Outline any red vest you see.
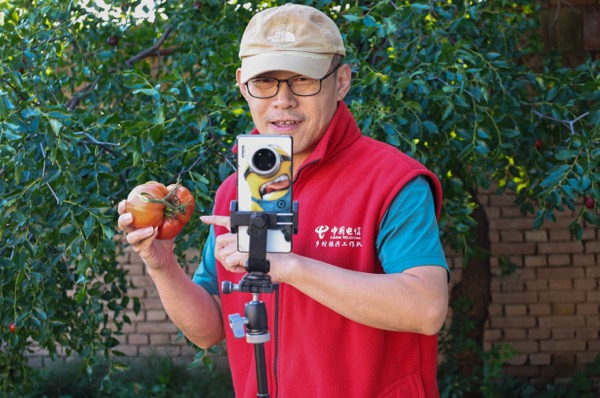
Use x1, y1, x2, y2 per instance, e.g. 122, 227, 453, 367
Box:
214, 102, 443, 398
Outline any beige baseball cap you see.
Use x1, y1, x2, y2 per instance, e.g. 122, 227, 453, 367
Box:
239, 4, 346, 83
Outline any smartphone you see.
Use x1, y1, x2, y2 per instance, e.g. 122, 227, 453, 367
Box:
236, 134, 293, 253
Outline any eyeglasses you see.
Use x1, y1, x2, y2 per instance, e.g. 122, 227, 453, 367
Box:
245, 63, 342, 99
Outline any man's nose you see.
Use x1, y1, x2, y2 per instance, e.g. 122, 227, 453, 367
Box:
272, 81, 297, 107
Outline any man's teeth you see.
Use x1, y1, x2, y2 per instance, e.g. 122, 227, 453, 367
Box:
275, 121, 297, 125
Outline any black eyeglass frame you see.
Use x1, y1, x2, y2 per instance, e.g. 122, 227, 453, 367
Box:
245, 62, 343, 99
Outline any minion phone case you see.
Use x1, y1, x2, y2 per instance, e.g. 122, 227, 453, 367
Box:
236, 135, 293, 253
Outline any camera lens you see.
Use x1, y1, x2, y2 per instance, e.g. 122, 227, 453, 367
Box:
251, 147, 280, 176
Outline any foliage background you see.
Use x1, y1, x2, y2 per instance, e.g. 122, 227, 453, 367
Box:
1, 0, 598, 396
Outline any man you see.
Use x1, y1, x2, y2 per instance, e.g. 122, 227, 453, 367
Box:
118, 4, 449, 397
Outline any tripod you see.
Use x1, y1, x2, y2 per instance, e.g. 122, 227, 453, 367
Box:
222, 201, 298, 398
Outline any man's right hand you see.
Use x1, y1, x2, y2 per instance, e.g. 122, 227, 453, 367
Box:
117, 199, 176, 271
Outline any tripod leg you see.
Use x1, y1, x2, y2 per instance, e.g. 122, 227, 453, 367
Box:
254, 343, 269, 397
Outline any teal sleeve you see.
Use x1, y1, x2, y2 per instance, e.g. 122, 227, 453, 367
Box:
192, 226, 220, 296
376, 176, 449, 274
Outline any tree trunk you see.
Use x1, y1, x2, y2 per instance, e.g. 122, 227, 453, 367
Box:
449, 190, 491, 398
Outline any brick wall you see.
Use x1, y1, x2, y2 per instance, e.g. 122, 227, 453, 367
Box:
447, 190, 599, 383
115, 248, 199, 361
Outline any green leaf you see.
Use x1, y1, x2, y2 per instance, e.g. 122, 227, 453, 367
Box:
49, 119, 63, 134
423, 120, 439, 134
540, 165, 570, 188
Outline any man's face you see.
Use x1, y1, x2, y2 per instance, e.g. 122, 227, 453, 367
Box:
237, 64, 351, 166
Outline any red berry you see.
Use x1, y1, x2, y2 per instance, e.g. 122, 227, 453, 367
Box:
534, 139, 543, 151
585, 196, 595, 210
193, 1, 202, 11
107, 36, 119, 47
9, 323, 16, 333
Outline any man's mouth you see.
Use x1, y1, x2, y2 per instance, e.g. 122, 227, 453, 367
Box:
260, 175, 291, 200
272, 120, 300, 127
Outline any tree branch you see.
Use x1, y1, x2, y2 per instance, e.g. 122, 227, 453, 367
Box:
65, 75, 101, 111
126, 26, 174, 66
532, 109, 590, 135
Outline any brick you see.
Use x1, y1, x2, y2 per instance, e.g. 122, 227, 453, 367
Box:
587, 267, 600, 278
577, 303, 599, 315
489, 230, 500, 243
548, 229, 574, 241
540, 364, 578, 378
537, 267, 585, 279
530, 353, 552, 365
500, 230, 524, 242
539, 241, 584, 254
573, 254, 598, 266
502, 279, 525, 292
489, 194, 516, 207
540, 340, 586, 352
493, 242, 537, 255
586, 315, 600, 328
491, 316, 537, 329
529, 327, 551, 340
128, 333, 149, 345
136, 321, 179, 334
549, 279, 573, 290
528, 303, 552, 315
494, 291, 539, 304
489, 218, 537, 231
548, 254, 573, 266
539, 290, 586, 303
539, 316, 586, 328
526, 279, 549, 291
506, 354, 528, 365
525, 230, 548, 242
574, 278, 598, 290
552, 303, 576, 315
146, 310, 167, 321
509, 340, 540, 354
575, 327, 598, 340
589, 340, 600, 352
586, 243, 600, 254
505, 328, 527, 340
524, 255, 548, 267
491, 278, 501, 292
149, 333, 173, 345
553, 353, 576, 365
505, 304, 527, 316
139, 346, 182, 357
586, 290, 600, 303
121, 322, 136, 334
551, 328, 575, 340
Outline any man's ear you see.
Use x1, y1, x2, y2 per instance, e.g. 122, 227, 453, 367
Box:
336, 63, 352, 101
236, 68, 249, 100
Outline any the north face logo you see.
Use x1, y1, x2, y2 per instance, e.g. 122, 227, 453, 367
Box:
267, 31, 296, 43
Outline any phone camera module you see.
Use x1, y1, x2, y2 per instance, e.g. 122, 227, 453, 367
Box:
250, 147, 281, 177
